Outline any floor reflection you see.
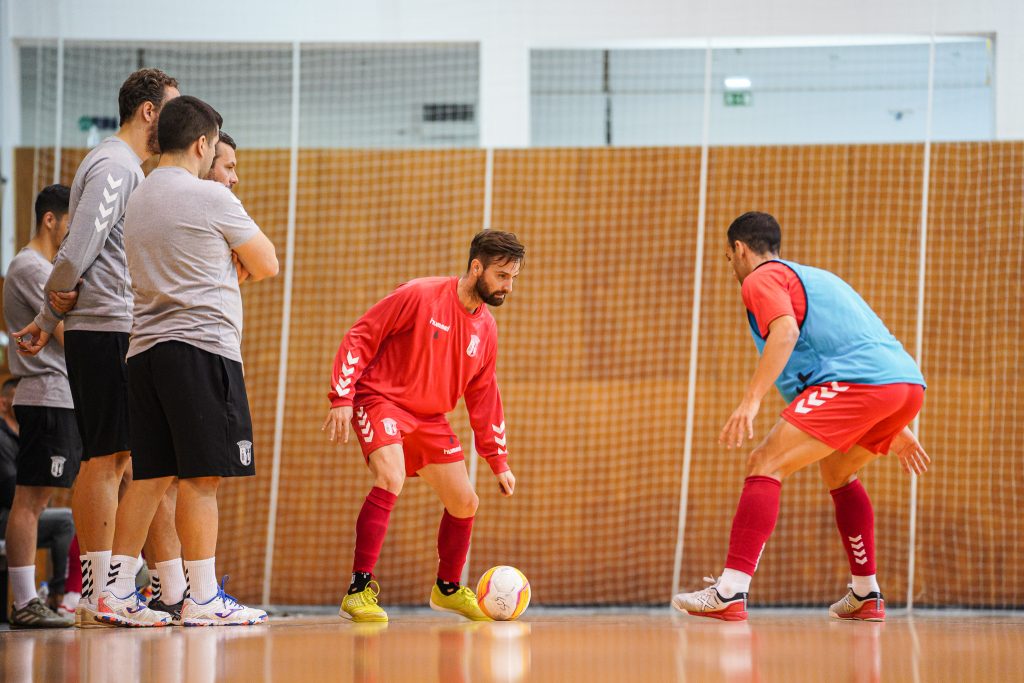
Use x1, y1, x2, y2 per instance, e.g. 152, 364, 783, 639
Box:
2, 609, 1023, 682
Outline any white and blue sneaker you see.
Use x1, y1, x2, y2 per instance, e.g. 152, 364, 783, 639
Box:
95, 590, 173, 627
181, 577, 268, 627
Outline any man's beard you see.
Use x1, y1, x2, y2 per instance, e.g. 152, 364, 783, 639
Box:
475, 279, 507, 306
146, 121, 161, 156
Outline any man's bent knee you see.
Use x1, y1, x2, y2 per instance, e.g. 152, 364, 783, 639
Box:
447, 490, 478, 518
373, 470, 405, 495
745, 446, 781, 479
12, 486, 56, 514
820, 466, 857, 491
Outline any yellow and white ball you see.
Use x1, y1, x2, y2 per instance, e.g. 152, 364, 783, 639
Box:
476, 566, 531, 621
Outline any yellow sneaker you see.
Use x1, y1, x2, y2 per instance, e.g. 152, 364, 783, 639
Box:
429, 584, 492, 621
339, 581, 388, 623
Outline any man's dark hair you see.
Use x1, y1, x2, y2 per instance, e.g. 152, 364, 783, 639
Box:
34, 183, 70, 228
118, 68, 179, 126
467, 230, 525, 271
157, 96, 223, 155
217, 131, 236, 151
727, 211, 782, 255
1, 378, 18, 396
34, 184, 70, 229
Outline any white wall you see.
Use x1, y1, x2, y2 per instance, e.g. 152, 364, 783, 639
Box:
5, 0, 1023, 145
17, 43, 480, 149
531, 42, 994, 146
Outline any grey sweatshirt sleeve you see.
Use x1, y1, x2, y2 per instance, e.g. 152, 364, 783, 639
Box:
34, 158, 138, 333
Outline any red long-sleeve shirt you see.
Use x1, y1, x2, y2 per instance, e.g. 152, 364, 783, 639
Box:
328, 276, 509, 474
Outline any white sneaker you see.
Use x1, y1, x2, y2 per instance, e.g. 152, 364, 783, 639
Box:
672, 576, 749, 622
95, 590, 173, 627
59, 591, 81, 619
75, 600, 111, 629
829, 586, 886, 621
181, 577, 268, 627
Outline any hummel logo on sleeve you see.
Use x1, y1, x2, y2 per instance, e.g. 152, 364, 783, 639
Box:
95, 174, 123, 232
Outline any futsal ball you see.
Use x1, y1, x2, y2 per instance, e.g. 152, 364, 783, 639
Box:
476, 566, 531, 621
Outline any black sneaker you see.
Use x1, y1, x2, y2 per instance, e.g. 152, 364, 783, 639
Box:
10, 598, 74, 629
148, 597, 184, 625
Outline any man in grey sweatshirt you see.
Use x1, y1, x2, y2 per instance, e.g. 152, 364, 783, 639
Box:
97, 95, 277, 627
15, 68, 184, 628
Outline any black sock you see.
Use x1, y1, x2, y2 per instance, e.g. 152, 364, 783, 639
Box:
436, 578, 459, 596
349, 572, 372, 595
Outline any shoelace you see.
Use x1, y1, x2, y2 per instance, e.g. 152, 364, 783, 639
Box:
362, 580, 381, 605
216, 576, 244, 608
692, 576, 724, 610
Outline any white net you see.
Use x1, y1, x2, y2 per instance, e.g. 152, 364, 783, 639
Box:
8, 35, 1021, 610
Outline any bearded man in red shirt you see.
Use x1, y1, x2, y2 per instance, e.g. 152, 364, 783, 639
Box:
323, 230, 524, 623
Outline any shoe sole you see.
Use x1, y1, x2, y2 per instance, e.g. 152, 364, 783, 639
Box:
10, 621, 74, 629
182, 617, 269, 627
428, 599, 491, 621
76, 608, 113, 629
684, 609, 749, 622
94, 613, 171, 628
339, 608, 388, 623
831, 612, 885, 622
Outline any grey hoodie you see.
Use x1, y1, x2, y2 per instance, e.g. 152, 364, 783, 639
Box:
34, 136, 144, 334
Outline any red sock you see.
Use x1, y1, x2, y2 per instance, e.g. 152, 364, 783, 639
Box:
437, 510, 474, 583
66, 534, 82, 594
830, 480, 876, 576
725, 476, 782, 575
353, 487, 398, 574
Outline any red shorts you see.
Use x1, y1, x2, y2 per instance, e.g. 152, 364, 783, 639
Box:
352, 399, 465, 476
781, 382, 924, 454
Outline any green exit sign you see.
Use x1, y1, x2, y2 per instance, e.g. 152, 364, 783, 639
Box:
724, 91, 752, 107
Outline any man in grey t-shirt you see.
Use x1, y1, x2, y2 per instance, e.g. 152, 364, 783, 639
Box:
3, 185, 81, 628
97, 96, 277, 628
15, 69, 185, 629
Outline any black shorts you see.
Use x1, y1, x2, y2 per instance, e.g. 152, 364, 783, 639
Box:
128, 341, 255, 480
14, 405, 83, 488
63, 330, 131, 460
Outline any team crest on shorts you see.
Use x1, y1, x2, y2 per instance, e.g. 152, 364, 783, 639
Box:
382, 418, 399, 437
50, 456, 66, 478
237, 440, 253, 466
466, 334, 481, 358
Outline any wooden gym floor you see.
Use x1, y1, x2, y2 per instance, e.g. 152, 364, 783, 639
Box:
2, 608, 1023, 682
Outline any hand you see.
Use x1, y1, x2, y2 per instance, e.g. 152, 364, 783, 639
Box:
322, 405, 353, 444
496, 469, 516, 497
890, 426, 930, 476
232, 252, 250, 283
48, 280, 82, 314
13, 322, 50, 356
719, 397, 761, 449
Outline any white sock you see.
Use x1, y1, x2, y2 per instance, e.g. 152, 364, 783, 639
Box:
156, 559, 187, 604
107, 554, 138, 598
717, 568, 752, 598
87, 550, 111, 604
184, 558, 218, 604
9, 566, 38, 609
852, 575, 881, 597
